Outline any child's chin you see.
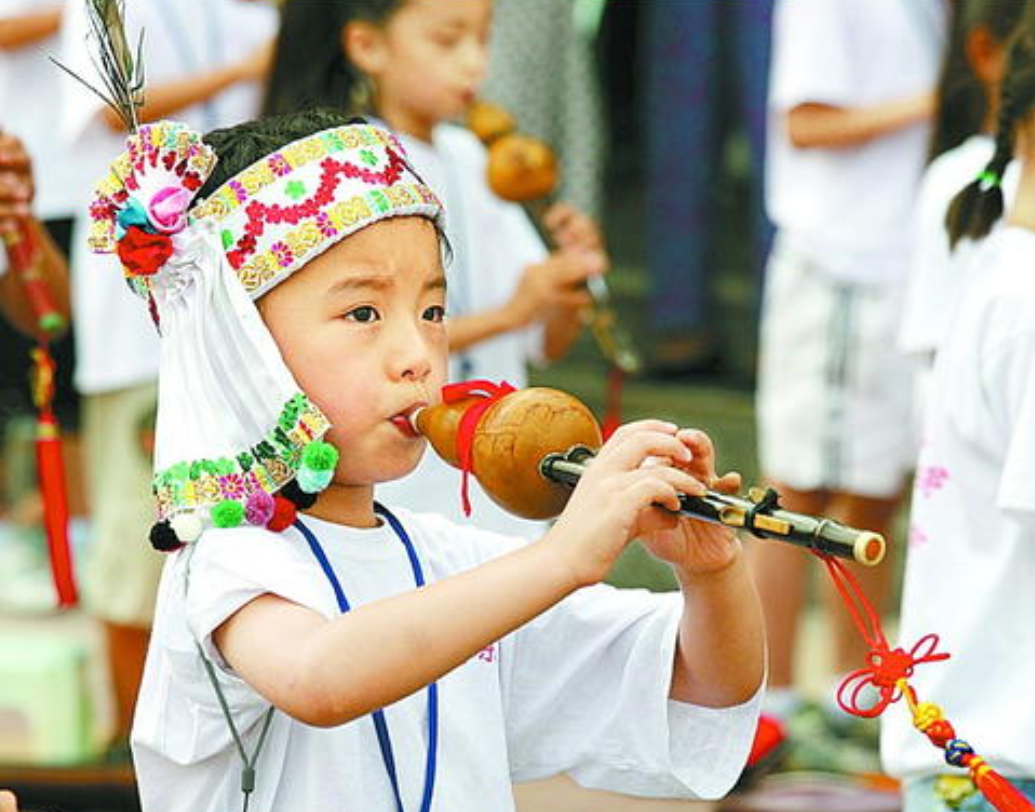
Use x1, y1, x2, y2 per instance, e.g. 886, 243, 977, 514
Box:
377, 446, 427, 483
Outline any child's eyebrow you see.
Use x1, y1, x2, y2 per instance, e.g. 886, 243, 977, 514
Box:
425, 274, 447, 292
326, 272, 447, 296
326, 274, 394, 296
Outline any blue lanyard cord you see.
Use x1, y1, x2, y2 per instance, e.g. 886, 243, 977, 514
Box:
294, 505, 438, 812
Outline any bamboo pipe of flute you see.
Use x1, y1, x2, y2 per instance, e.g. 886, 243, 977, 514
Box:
538, 446, 885, 567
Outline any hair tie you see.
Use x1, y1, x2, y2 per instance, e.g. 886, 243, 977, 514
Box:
977, 169, 1002, 191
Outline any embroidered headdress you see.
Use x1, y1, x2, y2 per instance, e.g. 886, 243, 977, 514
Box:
89, 118, 444, 549
71, 1, 443, 548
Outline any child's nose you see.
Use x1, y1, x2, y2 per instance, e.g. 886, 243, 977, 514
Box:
388, 322, 433, 382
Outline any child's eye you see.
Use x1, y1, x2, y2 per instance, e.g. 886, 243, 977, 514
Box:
431, 29, 461, 48
345, 306, 380, 323
423, 305, 446, 323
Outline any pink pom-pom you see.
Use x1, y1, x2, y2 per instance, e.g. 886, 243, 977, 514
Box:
245, 489, 276, 526
148, 186, 191, 233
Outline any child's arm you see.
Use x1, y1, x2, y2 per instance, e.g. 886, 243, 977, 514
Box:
0, 133, 70, 336
446, 203, 607, 359
644, 431, 765, 706
98, 41, 274, 132
446, 249, 598, 353
0, 5, 61, 50
786, 92, 934, 150
214, 420, 722, 727
540, 203, 609, 363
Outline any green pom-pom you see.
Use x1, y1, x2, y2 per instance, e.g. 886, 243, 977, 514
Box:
302, 441, 338, 472
297, 466, 333, 494
211, 499, 245, 528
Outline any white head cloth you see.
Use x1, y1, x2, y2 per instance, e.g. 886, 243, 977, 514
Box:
89, 119, 445, 545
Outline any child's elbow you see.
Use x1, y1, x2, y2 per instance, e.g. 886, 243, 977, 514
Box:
280, 690, 355, 728
279, 663, 366, 728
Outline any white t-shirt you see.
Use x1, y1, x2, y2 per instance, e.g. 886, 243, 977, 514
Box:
766, 0, 945, 285
0, 0, 91, 221
882, 227, 1035, 781
132, 509, 762, 812
898, 137, 1020, 432
898, 136, 1022, 357
376, 124, 551, 536
57, 0, 277, 395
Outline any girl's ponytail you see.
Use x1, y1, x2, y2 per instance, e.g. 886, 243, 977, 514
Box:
945, 86, 1015, 248
945, 5, 1035, 249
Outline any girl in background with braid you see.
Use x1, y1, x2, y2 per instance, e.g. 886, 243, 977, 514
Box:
899, 0, 1028, 433
881, 7, 1035, 808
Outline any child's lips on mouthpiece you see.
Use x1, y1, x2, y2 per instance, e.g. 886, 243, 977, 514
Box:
390, 403, 425, 438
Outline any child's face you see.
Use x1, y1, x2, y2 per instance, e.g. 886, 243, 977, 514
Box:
354, 0, 492, 131
258, 217, 448, 487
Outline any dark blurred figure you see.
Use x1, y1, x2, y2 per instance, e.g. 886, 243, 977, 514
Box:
641, 0, 775, 378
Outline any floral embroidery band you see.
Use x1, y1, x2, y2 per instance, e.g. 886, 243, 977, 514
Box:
192, 124, 443, 298
153, 392, 330, 520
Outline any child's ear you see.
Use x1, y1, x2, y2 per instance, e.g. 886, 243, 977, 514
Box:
343, 20, 388, 77
965, 25, 1006, 88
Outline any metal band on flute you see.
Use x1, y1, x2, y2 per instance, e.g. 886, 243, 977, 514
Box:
411, 385, 886, 567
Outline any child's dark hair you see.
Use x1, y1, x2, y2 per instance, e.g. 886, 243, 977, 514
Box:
262, 0, 404, 118
199, 108, 353, 198
930, 0, 1028, 161
946, 3, 1035, 248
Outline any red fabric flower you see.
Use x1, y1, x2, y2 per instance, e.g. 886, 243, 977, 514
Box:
117, 225, 173, 277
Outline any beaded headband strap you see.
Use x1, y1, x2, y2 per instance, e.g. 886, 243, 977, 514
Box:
88, 119, 446, 548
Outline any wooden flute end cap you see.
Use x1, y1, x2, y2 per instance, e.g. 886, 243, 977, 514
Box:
853, 532, 886, 567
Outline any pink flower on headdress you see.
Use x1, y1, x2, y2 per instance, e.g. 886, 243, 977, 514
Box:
148, 186, 192, 234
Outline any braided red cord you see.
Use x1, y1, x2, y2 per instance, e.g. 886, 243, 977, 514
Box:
439, 380, 516, 516
816, 551, 1034, 811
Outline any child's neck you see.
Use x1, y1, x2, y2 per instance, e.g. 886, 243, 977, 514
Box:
376, 100, 437, 143
1007, 135, 1035, 233
303, 483, 380, 528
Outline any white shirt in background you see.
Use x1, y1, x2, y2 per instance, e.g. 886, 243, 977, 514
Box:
57, 0, 277, 395
898, 136, 1018, 430
882, 226, 1035, 781
766, 0, 945, 285
133, 509, 762, 812
0, 0, 90, 221
376, 124, 551, 536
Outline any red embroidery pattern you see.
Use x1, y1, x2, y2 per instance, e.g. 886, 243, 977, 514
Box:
224, 148, 408, 271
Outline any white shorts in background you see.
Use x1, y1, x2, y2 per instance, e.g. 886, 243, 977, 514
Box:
757, 241, 914, 498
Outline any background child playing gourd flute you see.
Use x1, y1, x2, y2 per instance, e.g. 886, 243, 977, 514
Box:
264, 0, 608, 536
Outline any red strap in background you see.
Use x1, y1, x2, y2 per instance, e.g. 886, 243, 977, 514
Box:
440, 380, 516, 516
5, 221, 77, 607
36, 407, 76, 606
602, 366, 623, 440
